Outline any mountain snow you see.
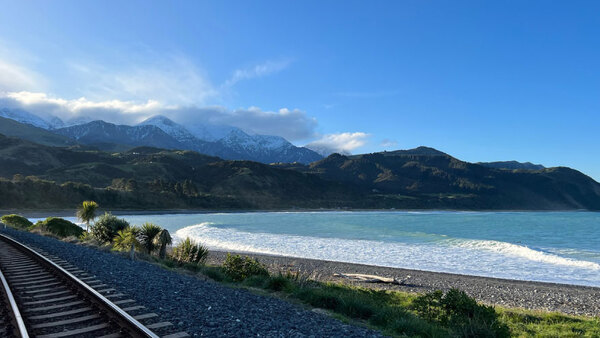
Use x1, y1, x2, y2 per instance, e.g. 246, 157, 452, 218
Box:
0, 108, 92, 130
138, 115, 322, 163
138, 115, 199, 144
140, 115, 294, 152
0, 108, 53, 129
1, 110, 323, 164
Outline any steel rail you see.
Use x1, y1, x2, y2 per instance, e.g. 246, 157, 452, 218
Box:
0, 233, 159, 338
0, 264, 29, 338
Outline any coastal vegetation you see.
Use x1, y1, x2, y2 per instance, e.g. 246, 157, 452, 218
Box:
77, 200, 98, 232
171, 237, 209, 265
223, 254, 269, 281
112, 227, 140, 252
153, 229, 172, 259
90, 212, 130, 243
31, 217, 84, 238
1, 214, 32, 229
138, 223, 162, 254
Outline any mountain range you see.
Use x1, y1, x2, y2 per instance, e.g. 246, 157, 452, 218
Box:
0, 131, 599, 211
0, 108, 322, 164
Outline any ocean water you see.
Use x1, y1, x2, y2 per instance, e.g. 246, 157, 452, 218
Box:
42, 211, 600, 287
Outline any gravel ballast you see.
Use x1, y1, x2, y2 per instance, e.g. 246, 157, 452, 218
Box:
208, 251, 600, 317
1, 228, 381, 337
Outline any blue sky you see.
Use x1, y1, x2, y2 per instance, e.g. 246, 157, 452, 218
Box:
0, 1, 599, 180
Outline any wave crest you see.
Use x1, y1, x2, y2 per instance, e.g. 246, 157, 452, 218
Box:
452, 239, 600, 270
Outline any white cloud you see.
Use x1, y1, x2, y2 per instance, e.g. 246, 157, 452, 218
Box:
224, 59, 291, 87
305, 132, 370, 156
166, 105, 318, 141
0, 91, 164, 125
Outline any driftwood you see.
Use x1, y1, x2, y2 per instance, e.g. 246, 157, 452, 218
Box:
333, 273, 411, 285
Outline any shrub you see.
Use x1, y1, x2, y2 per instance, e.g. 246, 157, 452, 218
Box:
90, 213, 129, 243
223, 254, 269, 281
113, 226, 141, 251
171, 237, 209, 265
32, 217, 83, 238
265, 274, 292, 292
412, 288, 510, 337
1, 214, 33, 229
137, 223, 162, 254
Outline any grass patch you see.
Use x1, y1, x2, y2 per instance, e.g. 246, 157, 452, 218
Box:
499, 308, 600, 337
291, 282, 448, 336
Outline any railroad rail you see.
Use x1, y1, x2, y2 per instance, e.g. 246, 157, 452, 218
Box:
0, 234, 189, 338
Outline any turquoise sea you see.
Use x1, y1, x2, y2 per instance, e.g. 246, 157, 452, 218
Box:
38, 211, 600, 287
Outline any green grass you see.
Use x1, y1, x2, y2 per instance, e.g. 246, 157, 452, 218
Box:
498, 308, 600, 337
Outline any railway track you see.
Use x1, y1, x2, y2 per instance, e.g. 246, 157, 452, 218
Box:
0, 234, 189, 338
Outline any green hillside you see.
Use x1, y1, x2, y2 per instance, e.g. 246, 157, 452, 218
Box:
0, 135, 599, 210
300, 147, 600, 210
0, 116, 75, 147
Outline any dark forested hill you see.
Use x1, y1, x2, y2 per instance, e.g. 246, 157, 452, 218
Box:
478, 161, 545, 170
0, 134, 358, 209
290, 146, 600, 210
1, 135, 599, 210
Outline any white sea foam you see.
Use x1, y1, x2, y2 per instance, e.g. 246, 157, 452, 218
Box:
175, 222, 600, 287
450, 239, 600, 270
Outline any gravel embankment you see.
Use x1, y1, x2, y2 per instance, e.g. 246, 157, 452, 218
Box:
0, 228, 381, 337
208, 251, 600, 317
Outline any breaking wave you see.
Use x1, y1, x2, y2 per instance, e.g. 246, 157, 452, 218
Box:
175, 222, 600, 286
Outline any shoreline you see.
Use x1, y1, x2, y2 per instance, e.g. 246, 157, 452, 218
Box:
207, 250, 600, 317
3, 208, 597, 218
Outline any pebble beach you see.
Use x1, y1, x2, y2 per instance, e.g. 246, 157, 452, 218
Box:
209, 251, 600, 317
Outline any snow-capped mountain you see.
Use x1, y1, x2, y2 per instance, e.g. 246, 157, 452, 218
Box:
54, 120, 184, 150
47, 116, 65, 129
139, 115, 323, 163
61, 116, 93, 128
0, 108, 94, 130
137, 115, 202, 149
0, 108, 53, 129
0, 109, 323, 164
186, 123, 238, 142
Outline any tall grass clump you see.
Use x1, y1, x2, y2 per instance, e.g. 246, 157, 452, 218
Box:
90, 212, 129, 243
171, 237, 209, 265
31, 217, 84, 238
1, 214, 32, 229
412, 288, 510, 337
223, 254, 269, 281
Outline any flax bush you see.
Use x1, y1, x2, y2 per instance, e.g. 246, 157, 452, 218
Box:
171, 237, 209, 265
